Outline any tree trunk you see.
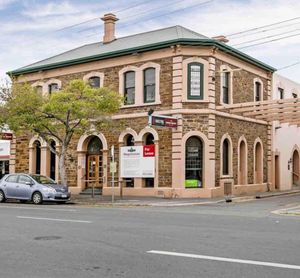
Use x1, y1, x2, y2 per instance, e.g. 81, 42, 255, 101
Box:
58, 144, 67, 187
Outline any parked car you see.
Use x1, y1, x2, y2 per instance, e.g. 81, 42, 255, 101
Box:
0, 174, 71, 204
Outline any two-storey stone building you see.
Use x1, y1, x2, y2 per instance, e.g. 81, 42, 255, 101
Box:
9, 14, 275, 198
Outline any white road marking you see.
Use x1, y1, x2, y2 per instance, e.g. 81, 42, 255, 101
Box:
17, 216, 91, 223
147, 250, 300, 270
150, 200, 224, 207
0, 205, 76, 212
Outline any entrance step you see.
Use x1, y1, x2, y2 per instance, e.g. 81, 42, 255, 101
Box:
80, 188, 102, 195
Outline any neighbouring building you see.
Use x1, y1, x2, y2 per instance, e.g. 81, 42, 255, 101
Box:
272, 73, 300, 191
0, 140, 10, 179
9, 13, 276, 198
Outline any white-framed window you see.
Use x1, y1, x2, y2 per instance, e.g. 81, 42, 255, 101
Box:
253, 78, 263, 102
45, 79, 62, 95
83, 72, 104, 88
278, 87, 284, 99
124, 71, 135, 105
143, 67, 156, 103
119, 63, 161, 107
182, 57, 209, 103
220, 65, 233, 105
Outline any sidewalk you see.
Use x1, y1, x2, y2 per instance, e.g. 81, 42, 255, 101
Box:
69, 189, 300, 207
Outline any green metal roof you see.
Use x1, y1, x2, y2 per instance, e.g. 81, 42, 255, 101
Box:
9, 25, 276, 76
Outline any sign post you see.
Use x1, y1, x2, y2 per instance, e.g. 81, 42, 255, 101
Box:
111, 145, 115, 204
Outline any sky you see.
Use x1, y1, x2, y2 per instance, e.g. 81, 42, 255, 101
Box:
1, 0, 300, 84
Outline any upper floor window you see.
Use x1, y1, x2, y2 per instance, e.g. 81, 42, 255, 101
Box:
188, 63, 203, 100
124, 71, 135, 105
222, 72, 230, 104
255, 81, 262, 101
278, 87, 284, 99
88, 76, 100, 88
36, 85, 43, 94
144, 68, 155, 103
48, 83, 59, 94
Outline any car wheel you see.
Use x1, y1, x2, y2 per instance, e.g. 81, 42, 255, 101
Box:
0, 190, 6, 203
32, 192, 43, 205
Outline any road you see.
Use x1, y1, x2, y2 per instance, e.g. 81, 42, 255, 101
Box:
0, 194, 300, 278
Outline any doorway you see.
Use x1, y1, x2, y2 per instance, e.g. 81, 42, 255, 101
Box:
86, 137, 103, 189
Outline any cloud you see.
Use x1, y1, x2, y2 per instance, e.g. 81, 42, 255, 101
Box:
0, 0, 15, 10
1, 0, 300, 82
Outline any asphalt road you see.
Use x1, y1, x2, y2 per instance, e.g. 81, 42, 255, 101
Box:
0, 195, 300, 278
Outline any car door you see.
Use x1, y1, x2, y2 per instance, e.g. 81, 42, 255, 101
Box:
15, 175, 33, 200
3, 175, 19, 198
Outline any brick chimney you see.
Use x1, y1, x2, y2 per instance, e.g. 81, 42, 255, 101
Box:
212, 35, 229, 43
101, 13, 118, 44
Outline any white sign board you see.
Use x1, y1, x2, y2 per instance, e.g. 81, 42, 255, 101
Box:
120, 145, 155, 178
0, 140, 10, 158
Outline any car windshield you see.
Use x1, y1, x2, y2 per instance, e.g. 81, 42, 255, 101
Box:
30, 175, 57, 185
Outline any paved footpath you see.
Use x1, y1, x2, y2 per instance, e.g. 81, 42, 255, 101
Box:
70, 189, 300, 207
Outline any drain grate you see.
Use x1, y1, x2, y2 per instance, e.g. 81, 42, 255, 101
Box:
34, 236, 62, 241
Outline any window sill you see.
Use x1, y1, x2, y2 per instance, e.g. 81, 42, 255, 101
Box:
121, 102, 161, 109
182, 99, 209, 103
220, 175, 233, 179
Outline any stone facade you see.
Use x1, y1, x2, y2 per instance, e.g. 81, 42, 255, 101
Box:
11, 42, 273, 198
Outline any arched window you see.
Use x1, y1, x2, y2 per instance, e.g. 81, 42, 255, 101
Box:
36, 85, 43, 94
48, 83, 59, 94
238, 140, 247, 185
292, 149, 300, 186
50, 141, 56, 180
187, 63, 203, 100
254, 141, 263, 184
254, 79, 263, 102
124, 71, 135, 105
34, 141, 41, 175
125, 134, 135, 147
222, 139, 230, 176
87, 137, 103, 155
185, 136, 203, 188
144, 133, 155, 187
144, 67, 155, 103
88, 76, 100, 88
124, 134, 135, 187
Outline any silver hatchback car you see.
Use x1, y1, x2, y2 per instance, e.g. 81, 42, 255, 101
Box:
0, 174, 71, 204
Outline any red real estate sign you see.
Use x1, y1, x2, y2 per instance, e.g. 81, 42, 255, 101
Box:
143, 144, 155, 157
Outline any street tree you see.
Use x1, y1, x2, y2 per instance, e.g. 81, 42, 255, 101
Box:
0, 79, 122, 186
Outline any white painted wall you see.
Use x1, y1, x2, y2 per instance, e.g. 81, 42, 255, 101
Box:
272, 74, 300, 190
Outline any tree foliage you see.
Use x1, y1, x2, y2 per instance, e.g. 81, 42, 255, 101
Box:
0, 79, 122, 185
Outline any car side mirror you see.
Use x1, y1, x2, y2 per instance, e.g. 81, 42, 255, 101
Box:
25, 181, 34, 186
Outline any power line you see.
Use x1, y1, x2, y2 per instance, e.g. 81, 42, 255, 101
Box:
83, 0, 214, 38
232, 27, 300, 47
226, 16, 300, 37
55, 0, 154, 32
238, 31, 300, 49
277, 61, 300, 71
78, 0, 188, 34
230, 20, 300, 40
